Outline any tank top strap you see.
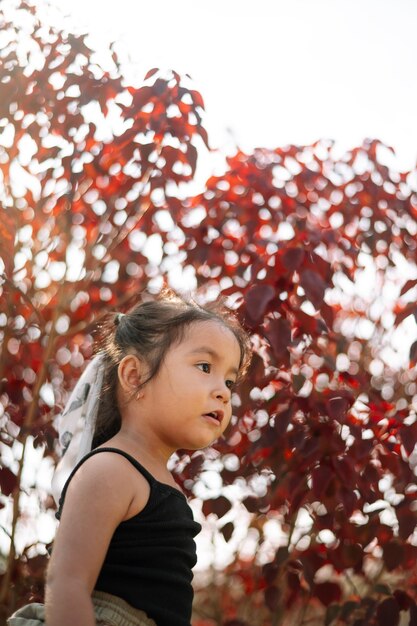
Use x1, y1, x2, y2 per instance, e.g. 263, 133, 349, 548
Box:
56, 447, 157, 520
93, 447, 157, 484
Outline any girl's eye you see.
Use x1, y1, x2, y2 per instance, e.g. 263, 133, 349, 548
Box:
197, 364, 235, 390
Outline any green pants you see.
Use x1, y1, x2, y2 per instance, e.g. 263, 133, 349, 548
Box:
7, 590, 157, 626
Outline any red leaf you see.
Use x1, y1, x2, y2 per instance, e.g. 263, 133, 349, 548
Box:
400, 278, 417, 296
220, 521, 234, 542
0, 466, 18, 496
152, 78, 167, 96
326, 396, 350, 423
394, 301, 417, 326
396, 503, 417, 540
410, 340, 417, 366
399, 421, 417, 455
243, 496, 260, 513
311, 464, 333, 498
244, 284, 275, 324
0, 208, 16, 276
403, 544, 417, 570
264, 585, 280, 611
293, 309, 327, 336
273, 406, 293, 437
264, 317, 291, 361
131, 86, 154, 109
198, 125, 209, 148
139, 142, 157, 167
190, 89, 205, 110
393, 589, 412, 610
314, 582, 342, 607
282, 247, 305, 272
376, 597, 400, 626
340, 487, 358, 517
262, 562, 279, 585
144, 67, 159, 80
383, 542, 404, 571
299, 269, 327, 309
342, 544, 363, 569
202, 496, 231, 519
292, 373, 306, 393
186, 143, 198, 176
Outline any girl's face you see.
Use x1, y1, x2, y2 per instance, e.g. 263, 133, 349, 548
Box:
137, 320, 242, 453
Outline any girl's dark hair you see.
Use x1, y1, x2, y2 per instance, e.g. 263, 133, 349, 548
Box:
92, 289, 252, 448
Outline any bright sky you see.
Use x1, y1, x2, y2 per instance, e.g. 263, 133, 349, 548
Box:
45, 0, 417, 174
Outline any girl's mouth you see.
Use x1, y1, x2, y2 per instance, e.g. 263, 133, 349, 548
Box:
202, 411, 223, 425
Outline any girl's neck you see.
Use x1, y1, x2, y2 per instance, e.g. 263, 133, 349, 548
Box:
103, 428, 173, 472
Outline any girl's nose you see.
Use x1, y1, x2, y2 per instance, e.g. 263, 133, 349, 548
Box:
212, 382, 231, 402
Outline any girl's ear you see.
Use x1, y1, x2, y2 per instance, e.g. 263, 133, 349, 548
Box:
117, 354, 143, 396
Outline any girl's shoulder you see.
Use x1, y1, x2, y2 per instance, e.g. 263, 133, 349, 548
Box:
62, 448, 151, 522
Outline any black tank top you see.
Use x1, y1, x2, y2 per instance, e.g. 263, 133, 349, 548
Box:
56, 447, 202, 626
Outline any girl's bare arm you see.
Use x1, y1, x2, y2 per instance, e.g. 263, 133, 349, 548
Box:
45, 453, 150, 626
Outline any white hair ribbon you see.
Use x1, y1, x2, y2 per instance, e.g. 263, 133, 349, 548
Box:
51, 353, 105, 507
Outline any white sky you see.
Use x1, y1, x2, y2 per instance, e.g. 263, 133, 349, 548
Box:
45, 0, 417, 174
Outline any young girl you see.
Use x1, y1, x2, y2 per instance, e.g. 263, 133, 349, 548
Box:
10, 291, 251, 626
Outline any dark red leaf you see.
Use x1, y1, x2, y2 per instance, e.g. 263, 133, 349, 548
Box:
139, 142, 157, 167
274, 546, 289, 566
314, 582, 342, 607
410, 340, 417, 366
152, 78, 167, 96
264, 317, 291, 361
400, 422, 417, 455
265, 585, 281, 611
340, 487, 358, 517
326, 396, 350, 422
394, 301, 417, 326
273, 406, 293, 437
0, 208, 16, 276
393, 589, 412, 611
311, 464, 333, 498
400, 278, 417, 296
186, 143, 198, 176
203, 496, 231, 519
220, 522, 234, 542
262, 562, 279, 585
343, 544, 363, 569
383, 542, 405, 571
396, 503, 417, 540
282, 247, 305, 271
212, 496, 232, 518
293, 309, 327, 335
0, 466, 18, 497
292, 373, 306, 393
376, 597, 400, 626
131, 86, 154, 109
244, 284, 275, 324
242, 496, 260, 513
300, 269, 327, 309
